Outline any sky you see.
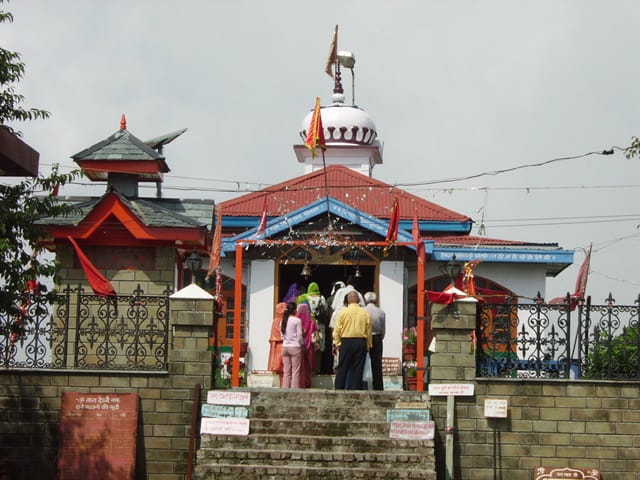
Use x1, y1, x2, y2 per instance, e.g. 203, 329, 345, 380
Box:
2, 0, 640, 305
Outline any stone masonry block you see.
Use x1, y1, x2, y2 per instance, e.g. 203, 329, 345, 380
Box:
557, 421, 585, 433
557, 446, 586, 458
570, 434, 599, 446
540, 407, 570, 421
571, 408, 609, 422
585, 421, 615, 434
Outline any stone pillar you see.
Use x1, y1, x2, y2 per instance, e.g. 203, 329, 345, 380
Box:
169, 289, 216, 390
429, 300, 478, 382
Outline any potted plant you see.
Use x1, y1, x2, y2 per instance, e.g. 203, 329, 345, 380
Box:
403, 360, 417, 377
402, 326, 417, 360
403, 360, 418, 390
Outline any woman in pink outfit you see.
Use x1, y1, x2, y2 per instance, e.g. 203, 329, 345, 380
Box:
297, 302, 318, 388
280, 302, 304, 389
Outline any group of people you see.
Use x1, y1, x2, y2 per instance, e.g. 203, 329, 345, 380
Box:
268, 278, 386, 391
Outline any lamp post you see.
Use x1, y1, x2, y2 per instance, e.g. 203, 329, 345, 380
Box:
441, 254, 461, 286
186, 250, 202, 285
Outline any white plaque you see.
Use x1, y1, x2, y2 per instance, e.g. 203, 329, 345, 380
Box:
428, 383, 474, 396
200, 417, 250, 436
484, 398, 508, 418
206, 390, 251, 406
389, 420, 435, 440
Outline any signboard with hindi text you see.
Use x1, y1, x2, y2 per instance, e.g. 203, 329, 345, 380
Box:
484, 398, 508, 418
386, 409, 430, 422
534, 467, 601, 480
206, 390, 251, 406
57, 392, 138, 480
428, 383, 474, 396
389, 421, 435, 440
201, 403, 248, 418
201, 417, 250, 436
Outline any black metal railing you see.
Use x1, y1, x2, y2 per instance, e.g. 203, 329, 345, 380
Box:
477, 293, 640, 380
1, 284, 172, 371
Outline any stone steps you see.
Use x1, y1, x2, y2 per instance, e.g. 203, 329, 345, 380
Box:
197, 447, 430, 468
196, 464, 435, 480
202, 433, 430, 454
193, 388, 436, 480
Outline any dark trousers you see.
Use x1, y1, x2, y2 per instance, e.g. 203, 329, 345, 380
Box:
370, 334, 384, 390
334, 338, 366, 390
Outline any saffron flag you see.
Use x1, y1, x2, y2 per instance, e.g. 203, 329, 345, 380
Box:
385, 197, 399, 244
549, 243, 592, 310
325, 25, 338, 78
426, 289, 467, 305
412, 210, 425, 264
256, 197, 268, 237
383, 197, 399, 256
206, 204, 223, 279
462, 260, 482, 296
304, 97, 326, 158
67, 236, 116, 296
574, 243, 592, 299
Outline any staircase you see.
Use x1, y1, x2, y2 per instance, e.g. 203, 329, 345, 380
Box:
193, 388, 436, 480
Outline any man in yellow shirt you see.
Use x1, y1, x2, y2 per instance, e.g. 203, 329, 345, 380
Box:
333, 291, 372, 390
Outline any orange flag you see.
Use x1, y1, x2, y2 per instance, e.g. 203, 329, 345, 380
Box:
256, 197, 268, 237
325, 25, 338, 77
304, 97, 326, 158
549, 243, 592, 310
206, 204, 222, 280
67, 236, 116, 296
412, 210, 425, 264
383, 197, 399, 256
462, 260, 482, 296
573, 243, 592, 299
385, 197, 399, 244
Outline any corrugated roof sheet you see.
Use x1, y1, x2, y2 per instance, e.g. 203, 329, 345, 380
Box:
219, 165, 470, 222
430, 234, 559, 248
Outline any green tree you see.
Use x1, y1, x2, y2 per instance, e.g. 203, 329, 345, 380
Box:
584, 326, 640, 379
0, 1, 79, 323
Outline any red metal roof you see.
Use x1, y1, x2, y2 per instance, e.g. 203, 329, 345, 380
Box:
429, 235, 559, 248
220, 165, 470, 222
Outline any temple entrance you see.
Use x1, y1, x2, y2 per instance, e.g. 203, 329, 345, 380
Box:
277, 263, 376, 303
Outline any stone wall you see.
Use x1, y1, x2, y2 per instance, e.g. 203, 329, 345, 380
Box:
56, 244, 175, 295
430, 380, 640, 480
429, 299, 640, 480
0, 296, 214, 480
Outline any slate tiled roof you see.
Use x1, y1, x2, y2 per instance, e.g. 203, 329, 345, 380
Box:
37, 191, 213, 229
72, 129, 167, 165
219, 165, 470, 223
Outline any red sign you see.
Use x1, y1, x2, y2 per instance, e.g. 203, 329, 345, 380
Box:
57, 392, 138, 480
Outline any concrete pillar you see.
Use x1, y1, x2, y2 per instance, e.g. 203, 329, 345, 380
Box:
169, 286, 216, 390
429, 300, 478, 382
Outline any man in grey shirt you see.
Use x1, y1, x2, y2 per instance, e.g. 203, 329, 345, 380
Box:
364, 292, 386, 390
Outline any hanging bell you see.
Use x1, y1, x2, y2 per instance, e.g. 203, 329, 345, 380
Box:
301, 261, 312, 279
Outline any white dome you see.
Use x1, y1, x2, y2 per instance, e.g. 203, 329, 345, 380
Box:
300, 101, 378, 146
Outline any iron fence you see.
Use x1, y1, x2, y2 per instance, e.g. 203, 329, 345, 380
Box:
1, 284, 172, 371
477, 293, 640, 380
